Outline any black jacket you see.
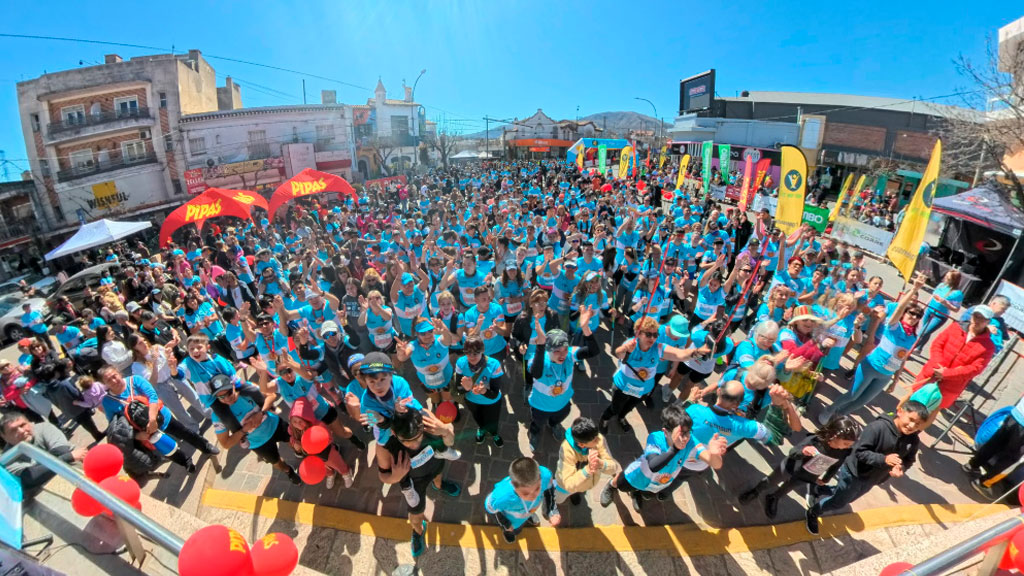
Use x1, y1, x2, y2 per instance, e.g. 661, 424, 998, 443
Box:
220, 282, 259, 311
511, 309, 560, 351
106, 413, 163, 477
845, 414, 919, 485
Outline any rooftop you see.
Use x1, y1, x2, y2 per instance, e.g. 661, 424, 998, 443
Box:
180, 103, 349, 123
719, 91, 978, 120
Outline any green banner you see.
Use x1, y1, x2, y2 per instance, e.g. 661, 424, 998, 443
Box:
701, 141, 714, 195
718, 144, 731, 184
597, 145, 607, 176
801, 204, 830, 232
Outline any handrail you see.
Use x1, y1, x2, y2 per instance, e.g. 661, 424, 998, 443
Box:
907, 514, 1024, 576
0, 441, 184, 554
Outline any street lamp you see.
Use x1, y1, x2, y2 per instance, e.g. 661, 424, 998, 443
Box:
634, 97, 660, 147
412, 69, 427, 101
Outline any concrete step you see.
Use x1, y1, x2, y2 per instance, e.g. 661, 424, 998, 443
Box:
21, 477, 328, 576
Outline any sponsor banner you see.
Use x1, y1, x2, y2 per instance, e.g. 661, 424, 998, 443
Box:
751, 194, 778, 215
710, 184, 727, 201
701, 141, 714, 193
725, 185, 742, 202
888, 139, 942, 280
777, 145, 808, 235
801, 204, 830, 232
184, 168, 207, 195
831, 216, 895, 256
993, 280, 1024, 333
531, 146, 551, 153
365, 175, 408, 189
90, 181, 125, 211
598, 145, 608, 177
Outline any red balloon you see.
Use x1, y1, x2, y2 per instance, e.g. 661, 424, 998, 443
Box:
1009, 528, 1024, 571
300, 425, 331, 455
436, 401, 457, 424
878, 562, 913, 576
100, 475, 141, 510
251, 533, 299, 576
179, 525, 254, 576
83, 444, 123, 482
600, 183, 613, 192
71, 487, 103, 517
298, 456, 326, 485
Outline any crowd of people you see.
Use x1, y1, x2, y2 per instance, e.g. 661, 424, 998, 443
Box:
0, 157, 1014, 557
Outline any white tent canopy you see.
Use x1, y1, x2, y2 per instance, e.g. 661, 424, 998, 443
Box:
45, 218, 152, 261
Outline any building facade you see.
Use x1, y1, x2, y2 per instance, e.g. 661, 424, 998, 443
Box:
16, 50, 239, 235
500, 109, 601, 159
351, 80, 426, 180
178, 100, 354, 196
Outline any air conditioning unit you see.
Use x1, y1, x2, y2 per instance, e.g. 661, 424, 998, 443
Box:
139, 130, 151, 140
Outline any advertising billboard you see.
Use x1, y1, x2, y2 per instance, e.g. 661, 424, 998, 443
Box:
679, 70, 716, 114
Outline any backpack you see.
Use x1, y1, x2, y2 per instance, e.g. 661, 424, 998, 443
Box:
71, 347, 104, 376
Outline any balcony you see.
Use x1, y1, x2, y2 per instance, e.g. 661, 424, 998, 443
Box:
46, 107, 153, 140
56, 152, 159, 183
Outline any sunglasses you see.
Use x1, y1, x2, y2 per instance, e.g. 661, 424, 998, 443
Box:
323, 332, 338, 339
639, 331, 658, 339
278, 367, 295, 376
215, 388, 237, 399
905, 310, 923, 318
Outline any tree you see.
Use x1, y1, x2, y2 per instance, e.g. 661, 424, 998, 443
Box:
426, 130, 460, 170
943, 36, 1024, 206
368, 136, 399, 176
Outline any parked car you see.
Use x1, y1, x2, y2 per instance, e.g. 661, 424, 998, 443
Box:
46, 263, 120, 312
0, 272, 58, 298
0, 294, 49, 342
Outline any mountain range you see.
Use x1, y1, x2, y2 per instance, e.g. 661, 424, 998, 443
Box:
464, 111, 670, 140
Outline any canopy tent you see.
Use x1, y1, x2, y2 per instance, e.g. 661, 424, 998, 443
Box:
565, 138, 631, 164
932, 182, 1024, 237
451, 150, 482, 159
45, 219, 152, 261
268, 168, 357, 220
159, 188, 265, 247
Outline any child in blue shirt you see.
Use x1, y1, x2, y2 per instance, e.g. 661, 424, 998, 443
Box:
485, 457, 562, 543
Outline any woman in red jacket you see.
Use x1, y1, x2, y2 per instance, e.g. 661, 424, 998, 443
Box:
904, 306, 997, 423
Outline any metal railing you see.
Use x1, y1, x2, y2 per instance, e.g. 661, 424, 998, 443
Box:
0, 441, 184, 559
906, 514, 1024, 575
55, 152, 159, 182
47, 107, 152, 136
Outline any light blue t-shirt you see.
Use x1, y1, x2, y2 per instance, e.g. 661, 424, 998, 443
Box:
485, 465, 555, 529
624, 430, 704, 492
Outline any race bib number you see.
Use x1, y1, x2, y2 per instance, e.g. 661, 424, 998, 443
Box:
802, 453, 840, 477
410, 446, 435, 469
505, 301, 523, 315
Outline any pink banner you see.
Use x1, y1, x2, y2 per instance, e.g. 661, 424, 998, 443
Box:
738, 156, 754, 211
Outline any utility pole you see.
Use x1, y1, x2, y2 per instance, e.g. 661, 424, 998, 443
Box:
485, 117, 489, 158
302, 79, 306, 104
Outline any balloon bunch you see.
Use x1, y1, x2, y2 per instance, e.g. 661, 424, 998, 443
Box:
298, 425, 330, 484
178, 525, 298, 576
70, 444, 142, 516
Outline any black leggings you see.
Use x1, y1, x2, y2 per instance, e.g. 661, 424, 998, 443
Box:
601, 389, 642, 422
970, 416, 1024, 482
75, 410, 105, 442
163, 416, 209, 451
466, 400, 502, 436
747, 462, 818, 499
529, 404, 571, 438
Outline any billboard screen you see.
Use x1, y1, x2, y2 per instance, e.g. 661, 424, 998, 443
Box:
679, 70, 716, 114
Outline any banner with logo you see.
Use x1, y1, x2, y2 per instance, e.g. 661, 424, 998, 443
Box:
619, 146, 632, 179
829, 173, 854, 222
658, 146, 668, 170
159, 190, 257, 247
738, 155, 755, 211
598, 145, 608, 176
185, 168, 208, 195
776, 145, 808, 235
832, 216, 896, 256
994, 280, 1024, 333
752, 194, 778, 215
676, 154, 691, 190
718, 144, 731, 182
701, 141, 714, 195
751, 158, 771, 197
802, 204, 830, 232
888, 139, 941, 280
268, 168, 357, 220
710, 184, 727, 201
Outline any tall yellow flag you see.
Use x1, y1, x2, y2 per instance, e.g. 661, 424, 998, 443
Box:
675, 154, 691, 191
888, 139, 941, 280
576, 145, 584, 171
619, 146, 632, 179
658, 146, 668, 170
776, 145, 807, 235
845, 174, 866, 217
829, 173, 854, 222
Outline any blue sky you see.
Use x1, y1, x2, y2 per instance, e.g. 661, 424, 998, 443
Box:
0, 1, 1019, 180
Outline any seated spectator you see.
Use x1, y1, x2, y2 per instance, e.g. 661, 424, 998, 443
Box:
1, 411, 86, 494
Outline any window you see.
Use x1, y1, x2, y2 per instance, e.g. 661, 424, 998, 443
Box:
114, 97, 139, 118
121, 140, 147, 162
316, 124, 335, 142
391, 116, 409, 138
29, 114, 40, 133
189, 137, 207, 156
69, 149, 94, 173
247, 130, 270, 159
164, 134, 174, 152
159, 92, 167, 109
355, 124, 373, 139
172, 179, 184, 195
61, 105, 85, 126
38, 159, 50, 178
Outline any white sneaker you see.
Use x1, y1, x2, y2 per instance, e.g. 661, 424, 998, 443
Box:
342, 470, 354, 488
325, 472, 336, 490
402, 485, 421, 508
435, 448, 462, 461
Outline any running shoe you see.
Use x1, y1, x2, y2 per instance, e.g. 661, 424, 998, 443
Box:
411, 521, 426, 557
493, 435, 504, 447
476, 428, 486, 444
435, 448, 462, 461
599, 481, 615, 508
432, 479, 462, 497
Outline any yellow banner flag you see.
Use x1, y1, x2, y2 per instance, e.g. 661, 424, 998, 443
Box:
658, 146, 668, 170
575, 143, 584, 171
845, 174, 866, 217
619, 146, 632, 179
675, 154, 691, 191
829, 173, 854, 223
776, 145, 807, 235
888, 139, 941, 280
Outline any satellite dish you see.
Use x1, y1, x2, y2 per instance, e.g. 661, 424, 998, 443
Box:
206, 158, 216, 167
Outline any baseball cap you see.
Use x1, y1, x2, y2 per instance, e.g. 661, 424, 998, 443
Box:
17, 338, 32, 347
346, 353, 366, 370
319, 320, 340, 337
564, 260, 578, 269
972, 305, 995, 320
546, 329, 569, 349
210, 374, 235, 395
401, 272, 415, 285
668, 315, 690, 339
359, 352, 395, 375
126, 302, 142, 313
